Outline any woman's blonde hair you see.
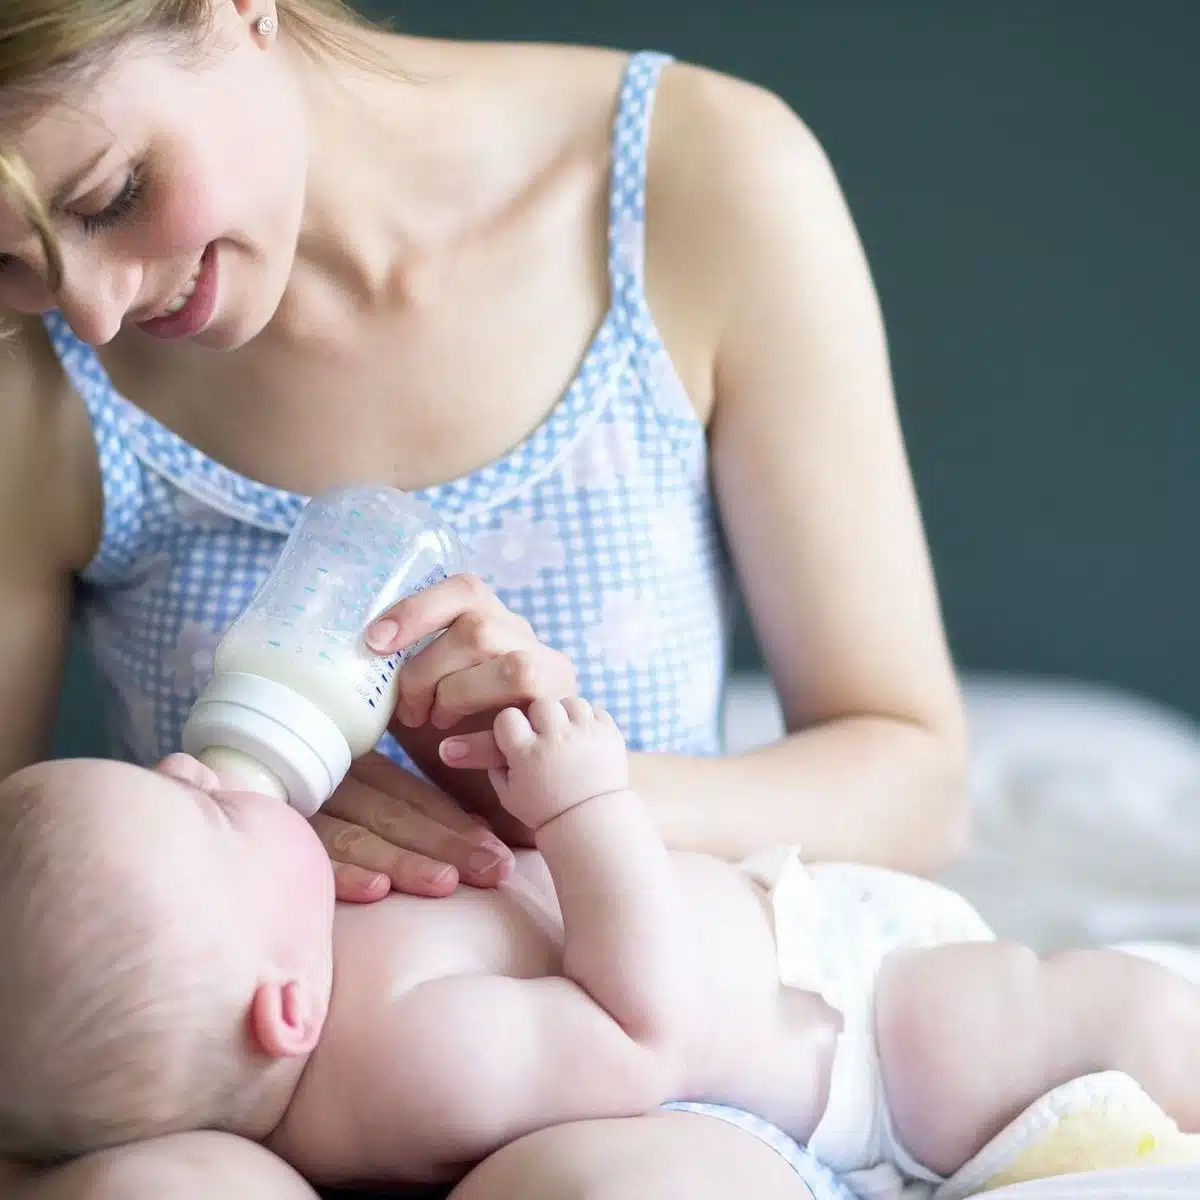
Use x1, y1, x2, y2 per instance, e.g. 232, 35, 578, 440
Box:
0, 0, 380, 289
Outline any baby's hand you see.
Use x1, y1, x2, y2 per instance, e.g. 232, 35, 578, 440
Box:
487, 698, 629, 830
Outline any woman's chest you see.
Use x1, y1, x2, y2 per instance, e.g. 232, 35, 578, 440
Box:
98, 173, 621, 498
79, 445, 731, 766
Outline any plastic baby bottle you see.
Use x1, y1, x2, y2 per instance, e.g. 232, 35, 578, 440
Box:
181, 483, 465, 817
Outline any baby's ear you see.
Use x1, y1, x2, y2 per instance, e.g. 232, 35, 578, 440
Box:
249, 977, 326, 1059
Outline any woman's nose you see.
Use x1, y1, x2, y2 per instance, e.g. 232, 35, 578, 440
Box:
56, 252, 142, 346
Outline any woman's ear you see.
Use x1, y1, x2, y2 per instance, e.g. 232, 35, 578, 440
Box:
248, 976, 326, 1059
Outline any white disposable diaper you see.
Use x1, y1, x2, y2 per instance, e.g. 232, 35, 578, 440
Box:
740, 848, 996, 1200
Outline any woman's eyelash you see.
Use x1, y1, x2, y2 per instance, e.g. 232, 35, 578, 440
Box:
0, 167, 146, 274
79, 168, 145, 234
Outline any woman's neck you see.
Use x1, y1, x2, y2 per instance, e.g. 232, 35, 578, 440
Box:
287, 33, 518, 307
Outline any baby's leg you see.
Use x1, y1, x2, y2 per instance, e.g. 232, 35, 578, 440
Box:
875, 942, 1200, 1176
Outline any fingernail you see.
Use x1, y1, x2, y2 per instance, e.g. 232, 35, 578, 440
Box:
441, 738, 468, 762
421, 863, 454, 887
365, 618, 399, 651
468, 846, 507, 874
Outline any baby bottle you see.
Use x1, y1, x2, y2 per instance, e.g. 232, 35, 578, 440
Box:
181, 483, 465, 817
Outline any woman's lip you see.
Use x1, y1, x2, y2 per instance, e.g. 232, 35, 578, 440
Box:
137, 244, 218, 339
143, 273, 200, 322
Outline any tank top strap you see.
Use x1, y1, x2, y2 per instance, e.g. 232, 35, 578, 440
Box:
42, 310, 305, 540
607, 51, 674, 336
605, 51, 702, 434
42, 309, 168, 580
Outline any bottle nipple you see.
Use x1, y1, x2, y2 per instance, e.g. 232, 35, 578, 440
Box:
197, 746, 289, 803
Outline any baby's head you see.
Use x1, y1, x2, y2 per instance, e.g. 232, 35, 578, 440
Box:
0, 753, 336, 1165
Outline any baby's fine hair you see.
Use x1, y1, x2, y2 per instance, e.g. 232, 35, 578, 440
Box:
0, 766, 250, 1165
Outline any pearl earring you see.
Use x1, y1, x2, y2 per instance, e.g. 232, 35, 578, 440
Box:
255, 15, 276, 36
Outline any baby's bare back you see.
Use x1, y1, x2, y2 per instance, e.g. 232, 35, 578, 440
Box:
270, 850, 839, 1185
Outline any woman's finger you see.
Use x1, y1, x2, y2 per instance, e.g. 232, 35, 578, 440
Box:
439, 729, 507, 771
394, 610, 533, 728
321, 774, 513, 887
311, 811, 467, 897
347, 751, 492, 835
332, 860, 394, 904
366, 573, 502, 655
425, 647, 577, 730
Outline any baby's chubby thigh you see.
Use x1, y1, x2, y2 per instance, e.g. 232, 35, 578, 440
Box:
873, 938, 1046, 1177
793, 865, 999, 1175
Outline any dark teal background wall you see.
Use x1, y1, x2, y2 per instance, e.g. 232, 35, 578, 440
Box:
52, 3, 1200, 755
369, 1, 1200, 705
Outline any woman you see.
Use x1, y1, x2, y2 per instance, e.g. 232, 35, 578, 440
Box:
0, 1, 967, 1196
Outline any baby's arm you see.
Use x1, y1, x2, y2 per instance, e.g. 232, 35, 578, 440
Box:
505, 699, 693, 1049
356, 700, 695, 1169
366, 969, 675, 1168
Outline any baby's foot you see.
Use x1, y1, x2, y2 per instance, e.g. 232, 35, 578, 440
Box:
488, 698, 629, 830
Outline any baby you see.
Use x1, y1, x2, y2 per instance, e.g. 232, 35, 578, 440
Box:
1, 697, 1198, 1197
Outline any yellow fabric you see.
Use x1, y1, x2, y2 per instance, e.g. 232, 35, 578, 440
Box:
976, 1076, 1200, 1194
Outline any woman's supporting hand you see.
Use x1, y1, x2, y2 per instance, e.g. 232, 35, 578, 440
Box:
315, 751, 515, 902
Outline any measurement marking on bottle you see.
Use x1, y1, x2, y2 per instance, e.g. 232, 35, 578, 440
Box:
268, 640, 281, 648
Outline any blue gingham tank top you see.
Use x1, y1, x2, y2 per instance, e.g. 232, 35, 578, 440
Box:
45, 51, 733, 770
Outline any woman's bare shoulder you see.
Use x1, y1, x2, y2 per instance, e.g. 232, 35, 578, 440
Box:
645, 59, 859, 400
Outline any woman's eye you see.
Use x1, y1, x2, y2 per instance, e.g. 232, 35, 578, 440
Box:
0, 167, 147, 276
79, 168, 145, 235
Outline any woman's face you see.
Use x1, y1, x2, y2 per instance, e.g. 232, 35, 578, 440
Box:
0, 5, 309, 350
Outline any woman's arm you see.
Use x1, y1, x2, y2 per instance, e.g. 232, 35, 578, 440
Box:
636, 64, 968, 875
0, 324, 100, 779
